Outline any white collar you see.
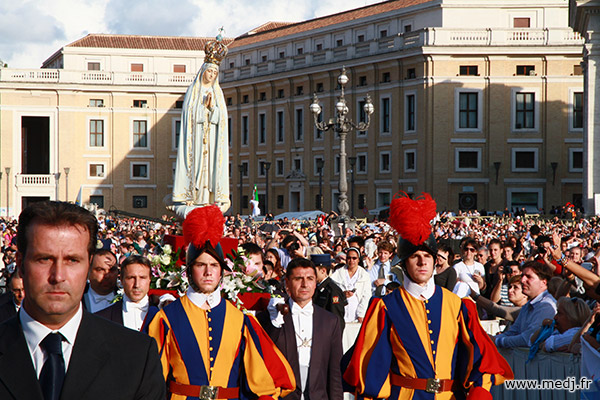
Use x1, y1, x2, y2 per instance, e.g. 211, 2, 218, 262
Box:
403, 275, 436, 300
88, 287, 114, 303
186, 286, 222, 309
123, 294, 149, 312
290, 299, 314, 317
20, 303, 82, 354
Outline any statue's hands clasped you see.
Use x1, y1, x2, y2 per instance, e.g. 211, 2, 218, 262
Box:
204, 92, 214, 110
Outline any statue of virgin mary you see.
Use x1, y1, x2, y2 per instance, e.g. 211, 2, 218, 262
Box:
171, 31, 230, 218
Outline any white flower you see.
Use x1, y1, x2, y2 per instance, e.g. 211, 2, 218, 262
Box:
160, 254, 172, 266
162, 244, 172, 255
149, 254, 161, 266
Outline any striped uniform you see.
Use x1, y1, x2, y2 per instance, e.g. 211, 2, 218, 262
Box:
148, 295, 295, 400
343, 286, 513, 400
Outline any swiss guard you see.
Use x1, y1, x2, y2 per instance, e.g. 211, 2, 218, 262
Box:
343, 193, 513, 399
148, 205, 295, 399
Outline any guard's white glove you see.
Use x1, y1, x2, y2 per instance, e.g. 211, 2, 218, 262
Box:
268, 297, 285, 328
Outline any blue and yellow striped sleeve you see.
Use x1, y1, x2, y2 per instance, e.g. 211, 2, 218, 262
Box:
242, 314, 296, 399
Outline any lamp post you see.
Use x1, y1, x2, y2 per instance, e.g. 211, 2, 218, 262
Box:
64, 167, 70, 202
310, 66, 374, 220
0, 172, 3, 215
493, 162, 501, 185
55, 172, 61, 201
238, 164, 244, 215
4, 167, 10, 218
551, 162, 558, 185
348, 156, 356, 218
316, 158, 324, 210
263, 161, 271, 217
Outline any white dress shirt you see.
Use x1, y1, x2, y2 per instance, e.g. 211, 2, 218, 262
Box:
85, 287, 116, 313
122, 294, 149, 331
20, 304, 82, 377
186, 286, 222, 309
290, 300, 313, 399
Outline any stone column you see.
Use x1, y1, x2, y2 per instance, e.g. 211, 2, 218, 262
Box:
571, 1, 600, 215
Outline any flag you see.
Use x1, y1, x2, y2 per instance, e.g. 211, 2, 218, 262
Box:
253, 185, 258, 202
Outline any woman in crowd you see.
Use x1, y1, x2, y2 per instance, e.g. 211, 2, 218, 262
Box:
433, 242, 457, 290
532, 297, 591, 353
471, 274, 528, 322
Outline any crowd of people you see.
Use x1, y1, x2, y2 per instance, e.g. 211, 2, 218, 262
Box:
0, 202, 599, 399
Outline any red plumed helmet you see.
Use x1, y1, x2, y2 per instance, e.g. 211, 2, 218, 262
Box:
388, 192, 437, 246
182, 205, 225, 249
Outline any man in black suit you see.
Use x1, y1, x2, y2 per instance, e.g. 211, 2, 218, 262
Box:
95, 255, 159, 333
0, 273, 24, 323
82, 249, 119, 313
311, 254, 346, 332
0, 201, 165, 400
258, 258, 343, 400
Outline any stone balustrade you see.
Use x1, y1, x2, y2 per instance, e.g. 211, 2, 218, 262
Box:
221, 27, 584, 81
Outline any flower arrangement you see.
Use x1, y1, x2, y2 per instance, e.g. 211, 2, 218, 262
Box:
221, 248, 275, 310
149, 244, 188, 296
147, 243, 275, 310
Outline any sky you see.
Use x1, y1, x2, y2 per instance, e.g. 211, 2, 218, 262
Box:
0, 0, 383, 69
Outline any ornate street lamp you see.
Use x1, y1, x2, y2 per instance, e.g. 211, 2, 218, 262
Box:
263, 161, 271, 217
310, 67, 374, 220
4, 167, 10, 218
238, 164, 244, 214
64, 167, 70, 202
348, 156, 357, 218
316, 158, 324, 210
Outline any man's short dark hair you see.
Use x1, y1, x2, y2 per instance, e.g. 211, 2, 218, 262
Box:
7, 271, 21, 287
529, 225, 541, 236
285, 257, 316, 278
93, 249, 118, 264
521, 260, 552, 283
120, 255, 151, 277
281, 235, 298, 249
348, 236, 365, 248
534, 235, 552, 249
241, 242, 263, 256
17, 201, 98, 258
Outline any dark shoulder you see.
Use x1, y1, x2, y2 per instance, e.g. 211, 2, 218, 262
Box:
313, 303, 340, 324
94, 301, 122, 318
323, 278, 344, 293
82, 312, 154, 347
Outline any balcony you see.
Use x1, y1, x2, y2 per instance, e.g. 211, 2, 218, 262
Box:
220, 27, 584, 82
0, 69, 197, 86
16, 174, 58, 187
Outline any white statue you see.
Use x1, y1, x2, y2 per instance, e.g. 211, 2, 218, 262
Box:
171, 31, 230, 218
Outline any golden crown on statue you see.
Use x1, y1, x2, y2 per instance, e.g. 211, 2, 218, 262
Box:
204, 27, 228, 66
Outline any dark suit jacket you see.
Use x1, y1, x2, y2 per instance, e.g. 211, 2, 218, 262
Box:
0, 311, 165, 400
313, 277, 347, 332
94, 300, 159, 334
257, 303, 343, 400
0, 301, 16, 324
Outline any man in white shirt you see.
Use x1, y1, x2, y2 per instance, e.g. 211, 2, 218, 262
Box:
258, 257, 343, 400
0, 201, 164, 400
82, 249, 118, 313
368, 241, 396, 296
95, 255, 159, 332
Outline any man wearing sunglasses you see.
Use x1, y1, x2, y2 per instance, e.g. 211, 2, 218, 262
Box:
452, 239, 486, 298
